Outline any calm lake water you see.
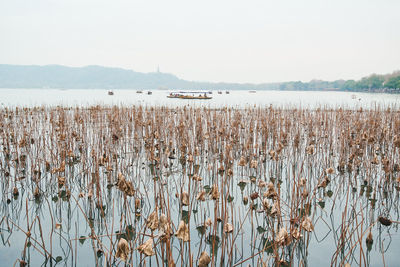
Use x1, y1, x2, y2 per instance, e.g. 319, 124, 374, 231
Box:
0, 89, 399, 108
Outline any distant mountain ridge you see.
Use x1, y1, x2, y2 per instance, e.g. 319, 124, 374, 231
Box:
0, 64, 399, 92
0, 64, 187, 89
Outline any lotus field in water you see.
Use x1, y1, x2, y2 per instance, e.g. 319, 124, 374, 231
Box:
1, 105, 400, 266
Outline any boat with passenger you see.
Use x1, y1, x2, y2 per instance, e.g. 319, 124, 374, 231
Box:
167, 92, 212, 100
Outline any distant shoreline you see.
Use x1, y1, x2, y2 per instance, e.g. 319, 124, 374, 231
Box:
0, 64, 399, 93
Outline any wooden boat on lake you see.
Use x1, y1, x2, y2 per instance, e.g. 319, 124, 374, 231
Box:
108, 91, 114, 95
167, 93, 212, 100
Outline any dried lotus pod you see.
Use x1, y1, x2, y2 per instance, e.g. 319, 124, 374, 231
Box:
192, 174, 203, 181
250, 160, 258, 168
325, 167, 334, 174
13, 187, 19, 196
366, 231, 373, 245
33, 187, 40, 198
265, 182, 277, 199
250, 192, 259, 200
238, 156, 246, 166
58, 176, 66, 188
258, 180, 266, 188
224, 223, 233, 233
181, 191, 189, 206
317, 176, 330, 189
88, 188, 93, 199
243, 196, 249, 205
301, 189, 309, 198
137, 238, 155, 256
378, 216, 392, 226
205, 218, 212, 227
116, 238, 130, 261
196, 190, 206, 201
135, 198, 141, 210
299, 177, 307, 187
175, 220, 190, 242
210, 185, 219, 200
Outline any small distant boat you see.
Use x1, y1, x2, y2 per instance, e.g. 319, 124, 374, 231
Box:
167, 93, 212, 100
136, 90, 143, 94
351, 94, 357, 99
147, 91, 153, 95
208, 91, 213, 94
218, 91, 222, 94
108, 91, 114, 95
249, 90, 256, 93
226, 91, 230, 94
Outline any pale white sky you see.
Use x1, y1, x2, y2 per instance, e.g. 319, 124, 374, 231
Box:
1, 0, 399, 83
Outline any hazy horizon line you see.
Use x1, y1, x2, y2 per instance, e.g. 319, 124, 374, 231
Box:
2, 63, 399, 85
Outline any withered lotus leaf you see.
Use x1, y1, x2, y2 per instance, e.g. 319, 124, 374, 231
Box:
116, 173, 135, 196
291, 227, 302, 240
301, 217, 314, 232
198, 251, 211, 267
265, 182, 277, 199
175, 220, 190, 242
159, 214, 172, 237
277, 228, 290, 246
262, 197, 270, 210
270, 201, 280, 216
116, 238, 130, 261
137, 238, 155, 256
146, 209, 159, 231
